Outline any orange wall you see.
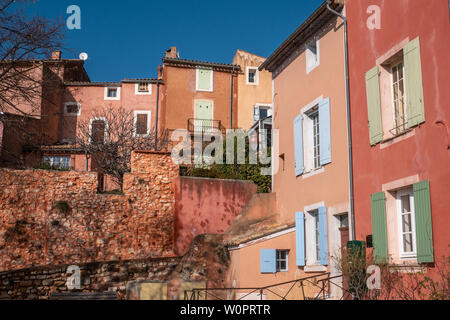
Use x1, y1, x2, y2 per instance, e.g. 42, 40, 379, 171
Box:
273, 17, 349, 225
163, 65, 238, 131
232, 50, 273, 130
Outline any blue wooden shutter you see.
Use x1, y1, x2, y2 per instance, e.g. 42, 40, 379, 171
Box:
319, 98, 332, 166
260, 249, 276, 273
296, 212, 306, 267
318, 207, 329, 266
413, 181, 434, 264
294, 115, 304, 176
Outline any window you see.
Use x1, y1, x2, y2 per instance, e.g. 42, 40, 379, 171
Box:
90, 119, 107, 144
254, 105, 272, 123
135, 83, 152, 95
371, 180, 434, 264
296, 207, 328, 268
64, 103, 81, 116
366, 37, 425, 146
294, 97, 331, 177
312, 211, 321, 263
276, 250, 289, 272
396, 189, 417, 258
196, 68, 213, 92
134, 111, 151, 137
304, 107, 321, 172
42, 156, 71, 169
391, 61, 407, 135
246, 67, 259, 85
306, 36, 320, 74
104, 87, 121, 100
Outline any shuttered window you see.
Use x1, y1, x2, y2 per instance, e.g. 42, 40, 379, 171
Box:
365, 66, 383, 145
91, 120, 106, 144
296, 212, 306, 267
294, 115, 304, 176
260, 249, 277, 273
318, 97, 332, 166
371, 192, 388, 263
413, 181, 434, 264
197, 68, 213, 92
318, 207, 329, 266
404, 37, 425, 128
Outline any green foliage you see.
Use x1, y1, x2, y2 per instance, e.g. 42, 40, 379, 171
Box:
182, 136, 272, 193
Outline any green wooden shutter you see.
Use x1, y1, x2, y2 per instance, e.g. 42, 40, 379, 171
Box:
404, 37, 425, 128
365, 66, 383, 146
371, 192, 388, 263
413, 181, 434, 264
198, 69, 212, 91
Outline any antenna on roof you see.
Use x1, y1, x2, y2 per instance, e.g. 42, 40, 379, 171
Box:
79, 52, 88, 61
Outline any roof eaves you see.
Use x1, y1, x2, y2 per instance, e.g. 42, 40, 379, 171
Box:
260, 0, 342, 72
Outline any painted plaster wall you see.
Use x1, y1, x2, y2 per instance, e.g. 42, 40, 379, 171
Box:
162, 65, 238, 131
232, 50, 273, 130
272, 17, 349, 226
175, 177, 257, 255
227, 231, 325, 300
346, 0, 450, 263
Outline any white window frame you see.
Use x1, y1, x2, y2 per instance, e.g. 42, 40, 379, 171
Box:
246, 67, 259, 86
196, 68, 214, 92
390, 59, 408, 135
306, 36, 320, 74
303, 105, 321, 173
63, 102, 82, 116
133, 111, 152, 137
104, 87, 121, 100
276, 250, 289, 272
396, 188, 417, 259
303, 201, 325, 268
135, 83, 152, 95
254, 104, 272, 123
43, 156, 71, 169
89, 117, 109, 143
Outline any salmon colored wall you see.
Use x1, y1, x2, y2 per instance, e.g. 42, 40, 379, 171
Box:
175, 177, 257, 255
227, 231, 325, 300
163, 65, 238, 131
232, 50, 273, 130
62, 83, 159, 143
346, 0, 450, 262
273, 17, 349, 226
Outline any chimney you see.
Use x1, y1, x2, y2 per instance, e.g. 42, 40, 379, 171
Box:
165, 47, 179, 59
158, 65, 163, 80
51, 51, 62, 60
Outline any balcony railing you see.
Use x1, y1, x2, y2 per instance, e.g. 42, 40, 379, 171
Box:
184, 273, 354, 301
187, 118, 226, 134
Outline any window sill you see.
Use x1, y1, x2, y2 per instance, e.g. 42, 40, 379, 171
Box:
380, 128, 416, 150
304, 265, 327, 273
302, 167, 325, 179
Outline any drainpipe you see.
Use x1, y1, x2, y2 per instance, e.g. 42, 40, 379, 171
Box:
230, 68, 235, 129
155, 80, 160, 150
326, 1, 356, 241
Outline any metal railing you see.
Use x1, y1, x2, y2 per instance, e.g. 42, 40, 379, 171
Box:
187, 118, 225, 134
184, 273, 354, 301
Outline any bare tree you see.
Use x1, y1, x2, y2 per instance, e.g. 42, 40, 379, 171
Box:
77, 106, 168, 190
0, 0, 64, 165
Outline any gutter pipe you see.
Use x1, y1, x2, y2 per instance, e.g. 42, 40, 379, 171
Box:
326, 1, 356, 241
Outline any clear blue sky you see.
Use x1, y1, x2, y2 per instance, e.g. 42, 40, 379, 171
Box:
29, 0, 324, 82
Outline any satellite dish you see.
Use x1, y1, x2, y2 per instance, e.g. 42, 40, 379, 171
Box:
79, 52, 88, 61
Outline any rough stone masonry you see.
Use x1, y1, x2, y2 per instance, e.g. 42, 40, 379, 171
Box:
0, 151, 178, 272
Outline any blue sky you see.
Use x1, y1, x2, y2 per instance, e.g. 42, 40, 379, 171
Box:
29, 0, 324, 81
